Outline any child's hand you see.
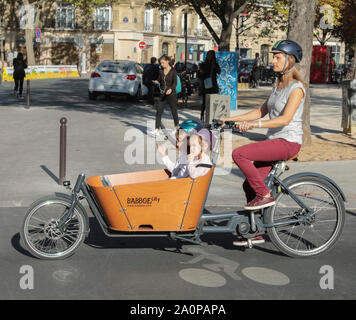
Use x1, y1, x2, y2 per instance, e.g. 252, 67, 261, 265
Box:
187, 154, 195, 162
156, 141, 167, 156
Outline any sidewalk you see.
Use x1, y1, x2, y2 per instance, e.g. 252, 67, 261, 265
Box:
0, 79, 354, 209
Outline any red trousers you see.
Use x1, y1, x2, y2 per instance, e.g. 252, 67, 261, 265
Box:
232, 138, 301, 202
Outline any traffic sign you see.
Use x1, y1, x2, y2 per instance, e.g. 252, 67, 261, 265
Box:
35, 28, 41, 38
138, 41, 147, 50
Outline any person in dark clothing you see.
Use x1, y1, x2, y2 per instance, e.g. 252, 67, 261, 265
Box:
148, 54, 179, 138
143, 57, 159, 105
199, 50, 221, 121
13, 52, 27, 98
251, 53, 263, 88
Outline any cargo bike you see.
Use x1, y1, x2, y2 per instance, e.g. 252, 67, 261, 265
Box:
21, 120, 346, 260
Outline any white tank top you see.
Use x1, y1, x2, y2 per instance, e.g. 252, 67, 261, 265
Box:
266, 80, 305, 144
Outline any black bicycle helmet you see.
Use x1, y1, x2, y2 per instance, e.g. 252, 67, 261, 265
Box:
271, 40, 303, 63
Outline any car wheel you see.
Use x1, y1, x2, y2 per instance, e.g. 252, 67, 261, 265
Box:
88, 91, 98, 100
130, 85, 142, 102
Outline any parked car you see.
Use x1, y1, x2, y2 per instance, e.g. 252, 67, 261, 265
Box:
88, 60, 148, 100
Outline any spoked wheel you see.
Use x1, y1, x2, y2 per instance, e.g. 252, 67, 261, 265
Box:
21, 195, 88, 260
266, 176, 345, 258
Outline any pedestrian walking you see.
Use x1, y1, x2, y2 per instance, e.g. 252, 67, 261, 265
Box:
0, 59, 3, 85
148, 54, 179, 138
13, 52, 27, 99
251, 53, 263, 88
199, 50, 221, 121
221, 40, 305, 246
143, 57, 159, 106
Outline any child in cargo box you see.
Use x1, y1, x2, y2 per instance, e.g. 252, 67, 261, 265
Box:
156, 127, 213, 179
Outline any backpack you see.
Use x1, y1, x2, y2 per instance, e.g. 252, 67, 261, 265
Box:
176, 75, 182, 94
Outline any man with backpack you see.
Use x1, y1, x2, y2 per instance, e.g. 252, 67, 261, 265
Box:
143, 57, 159, 106
13, 52, 27, 99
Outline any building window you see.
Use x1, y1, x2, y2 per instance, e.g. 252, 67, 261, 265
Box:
196, 16, 203, 36
331, 45, 341, 65
181, 13, 186, 35
261, 44, 270, 66
94, 6, 112, 30
162, 42, 168, 55
56, 3, 75, 29
19, 5, 35, 29
160, 10, 171, 33
239, 13, 249, 33
144, 8, 154, 32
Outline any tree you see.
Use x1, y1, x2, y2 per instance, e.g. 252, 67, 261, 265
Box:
288, 0, 318, 145
147, 0, 284, 51
334, 0, 356, 78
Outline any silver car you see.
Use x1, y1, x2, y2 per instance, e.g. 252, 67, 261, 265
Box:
88, 60, 148, 100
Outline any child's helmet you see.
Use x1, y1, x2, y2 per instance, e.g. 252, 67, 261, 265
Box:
179, 120, 202, 133
195, 127, 216, 150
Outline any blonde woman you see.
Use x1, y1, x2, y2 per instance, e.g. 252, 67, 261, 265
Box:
221, 40, 306, 246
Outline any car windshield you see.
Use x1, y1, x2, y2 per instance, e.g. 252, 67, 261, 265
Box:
98, 62, 131, 73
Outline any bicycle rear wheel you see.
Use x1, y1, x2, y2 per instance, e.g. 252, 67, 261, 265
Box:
21, 195, 88, 260
266, 176, 345, 258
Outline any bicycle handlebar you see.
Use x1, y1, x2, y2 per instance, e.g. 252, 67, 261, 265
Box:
211, 119, 241, 134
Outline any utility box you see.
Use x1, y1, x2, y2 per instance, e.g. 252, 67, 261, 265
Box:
341, 79, 356, 135
205, 94, 231, 125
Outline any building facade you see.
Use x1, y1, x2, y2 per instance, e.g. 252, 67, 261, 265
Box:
0, 0, 345, 73
1, 1, 213, 72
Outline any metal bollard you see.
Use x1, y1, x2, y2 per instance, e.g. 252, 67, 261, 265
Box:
59, 117, 67, 185
26, 79, 30, 109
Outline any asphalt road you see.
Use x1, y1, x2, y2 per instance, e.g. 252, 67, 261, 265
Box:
1, 206, 355, 300
1, 79, 355, 301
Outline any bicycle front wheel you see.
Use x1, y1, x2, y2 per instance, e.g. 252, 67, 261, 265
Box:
21, 195, 88, 260
266, 176, 345, 258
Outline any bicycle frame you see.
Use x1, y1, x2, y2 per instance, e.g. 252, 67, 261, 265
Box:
59, 125, 346, 245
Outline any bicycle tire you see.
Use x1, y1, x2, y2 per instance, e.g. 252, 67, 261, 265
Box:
21, 195, 89, 260
266, 176, 345, 258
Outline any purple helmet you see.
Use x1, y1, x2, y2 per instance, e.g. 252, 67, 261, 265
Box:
195, 127, 216, 150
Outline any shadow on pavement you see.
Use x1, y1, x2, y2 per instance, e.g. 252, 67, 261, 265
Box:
11, 233, 34, 259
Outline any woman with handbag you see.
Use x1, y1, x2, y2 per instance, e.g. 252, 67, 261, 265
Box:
199, 50, 221, 121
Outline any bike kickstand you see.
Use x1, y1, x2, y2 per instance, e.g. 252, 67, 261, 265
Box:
247, 239, 253, 249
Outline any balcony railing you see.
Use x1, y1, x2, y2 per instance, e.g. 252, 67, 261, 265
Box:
160, 25, 175, 34
144, 24, 155, 32
94, 20, 112, 31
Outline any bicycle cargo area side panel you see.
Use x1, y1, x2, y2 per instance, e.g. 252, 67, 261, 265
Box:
86, 169, 213, 232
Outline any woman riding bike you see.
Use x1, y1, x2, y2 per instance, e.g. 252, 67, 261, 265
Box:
221, 40, 305, 246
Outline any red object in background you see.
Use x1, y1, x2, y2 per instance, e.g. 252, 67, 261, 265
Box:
138, 41, 147, 50
213, 46, 219, 51
124, 75, 136, 80
310, 45, 332, 84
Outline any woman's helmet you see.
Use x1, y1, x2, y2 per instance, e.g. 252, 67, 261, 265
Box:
271, 40, 303, 76
271, 40, 303, 63
179, 120, 202, 133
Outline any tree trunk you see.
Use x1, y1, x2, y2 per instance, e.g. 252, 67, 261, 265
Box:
23, 0, 35, 66
353, 44, 356, 79
287, 0, 318, 146
219, 23, 233, 51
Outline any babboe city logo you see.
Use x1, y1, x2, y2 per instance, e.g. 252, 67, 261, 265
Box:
126, 196, 160, 207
